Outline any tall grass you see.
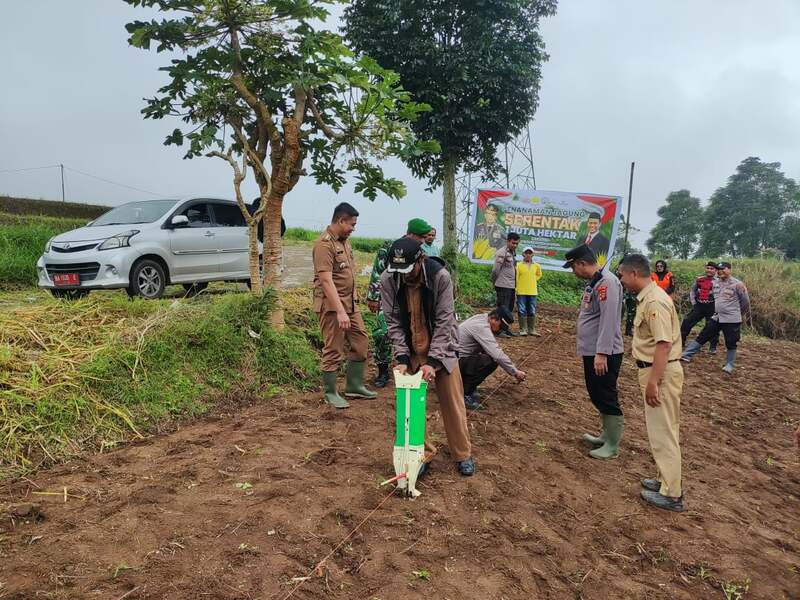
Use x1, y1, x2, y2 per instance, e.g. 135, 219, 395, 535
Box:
0, 213, 87, 287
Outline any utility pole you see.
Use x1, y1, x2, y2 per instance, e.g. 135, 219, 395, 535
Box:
623, 161, 635, 255
60, 163, 65, 202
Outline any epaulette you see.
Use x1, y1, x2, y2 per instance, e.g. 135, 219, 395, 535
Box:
323, 233, 332, 241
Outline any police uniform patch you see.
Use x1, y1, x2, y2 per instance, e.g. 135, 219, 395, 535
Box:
597, 285, 607, 301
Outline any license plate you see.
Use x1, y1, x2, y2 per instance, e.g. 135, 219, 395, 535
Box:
53, 273, 80, 286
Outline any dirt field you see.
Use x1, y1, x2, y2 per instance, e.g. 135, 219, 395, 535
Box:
1, 306, 798, 599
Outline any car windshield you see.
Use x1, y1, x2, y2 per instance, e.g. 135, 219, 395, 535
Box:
91, 200, 176, 226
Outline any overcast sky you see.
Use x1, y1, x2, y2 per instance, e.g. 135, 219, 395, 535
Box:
2, 0, 799, 249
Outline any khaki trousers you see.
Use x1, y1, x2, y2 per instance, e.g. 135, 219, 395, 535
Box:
411, 356, 472, 462
318, 310, 369, 372
638, 361, 684, 498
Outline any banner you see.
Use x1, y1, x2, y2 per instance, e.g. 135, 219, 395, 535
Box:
469, 188, 622, 270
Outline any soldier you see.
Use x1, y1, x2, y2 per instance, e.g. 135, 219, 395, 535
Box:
680, 261, 720, 354
681, 261, 750, 374
366, 240, 393, 387
564, 244, 625, 460
474, 203, 507, 250
366, 219, 434, 387
380, 237, 476, 476
618, 254, 686, 512
312, 203, 377, 408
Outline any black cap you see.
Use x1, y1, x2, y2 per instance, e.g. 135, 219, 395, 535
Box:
386, 238, 423, 274
716, 261, 731, 270
562, 244, 596, 268
494, 306, 514, 326
705, 261, 717, 268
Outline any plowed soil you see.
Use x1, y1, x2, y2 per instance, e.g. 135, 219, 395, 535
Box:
2, 306, 799, 599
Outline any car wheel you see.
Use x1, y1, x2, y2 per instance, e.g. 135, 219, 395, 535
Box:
50, 289, 89, 300
182, 282, 209, 297
128, 259, 166, 299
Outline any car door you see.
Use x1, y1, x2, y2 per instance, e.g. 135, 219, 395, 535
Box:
210, 202, 250, 279
167, 201, 220, 281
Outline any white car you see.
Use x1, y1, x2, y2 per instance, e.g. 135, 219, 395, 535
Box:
37, 197, 257, 299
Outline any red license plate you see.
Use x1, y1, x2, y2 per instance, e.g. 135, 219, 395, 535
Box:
53, 273, 80, 286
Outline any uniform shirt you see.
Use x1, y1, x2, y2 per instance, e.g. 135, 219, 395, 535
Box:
632, 281, 682, 362
366, 244, 390, 303
457, 314, 516, 375
420, 242, 440, 258
713, 276, 750, 323
515, 261, 542, 296
491, 246, 517, 289
690, 274, 715, 304
312, 226, 357, 314
576, 269, 624, 357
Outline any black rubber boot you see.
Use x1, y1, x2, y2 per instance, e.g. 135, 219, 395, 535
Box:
373, 363, 390, 388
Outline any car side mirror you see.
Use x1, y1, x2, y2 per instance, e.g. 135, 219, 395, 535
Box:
170, 215, 190, 228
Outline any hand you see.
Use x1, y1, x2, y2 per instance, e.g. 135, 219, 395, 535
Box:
420, 364, 436, 383
394, 364, 408, 376
645, 380, 661, 407
367, 300, 380, 313
337, 310, 351, 330
514, 370, 526, 382
594, 354, 608, 376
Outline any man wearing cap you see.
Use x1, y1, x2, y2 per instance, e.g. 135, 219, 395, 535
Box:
380, 238, 476, 476
618, 254, 686, 513
457, 307, 527, 410
475, 203, 506, 250
564, 244, 625, 459
421, 227, 441, 258
583, 212, 610, 258
682, 262, 750, 374
680, 261, 720, 354
491, 233, 520, 338
367, 219, 434, 387
313, 203, 376, 409
515, 246, 542, 336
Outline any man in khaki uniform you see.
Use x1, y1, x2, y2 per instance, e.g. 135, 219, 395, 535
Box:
618, 254, 686, 512
313, 202, 376, 409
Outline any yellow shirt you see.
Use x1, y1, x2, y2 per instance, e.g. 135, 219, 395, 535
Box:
632, 281, 682, 362
515, 261, 542, 296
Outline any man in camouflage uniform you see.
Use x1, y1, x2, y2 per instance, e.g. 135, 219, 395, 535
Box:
367, 217, 434, 387
367, 240, 393, 387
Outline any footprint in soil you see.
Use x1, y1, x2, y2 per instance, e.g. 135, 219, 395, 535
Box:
128, 484, 176, 505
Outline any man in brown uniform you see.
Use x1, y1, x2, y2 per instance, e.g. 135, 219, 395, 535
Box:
313, 202, 376, 409
618, 254, 686, 512
380, 237, 476, 476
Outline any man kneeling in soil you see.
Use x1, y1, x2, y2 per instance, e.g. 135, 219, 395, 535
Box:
457, 307, 526, 410
380, 238, 476, 477
618, 254, 686, 512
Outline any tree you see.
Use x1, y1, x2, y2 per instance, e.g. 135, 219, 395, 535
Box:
124, 0, 436, 302
646, 190, 703, 259
698, 157, 798, 257
343, 0, 557, 264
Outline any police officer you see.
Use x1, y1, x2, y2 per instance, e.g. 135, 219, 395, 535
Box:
564, 244, 625, 460
312, 203, 376, 408
618, 254, 686, 513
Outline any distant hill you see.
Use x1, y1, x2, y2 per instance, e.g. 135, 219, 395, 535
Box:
0, 196, 109, 219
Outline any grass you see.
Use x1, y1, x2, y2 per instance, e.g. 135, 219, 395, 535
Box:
0, 213, 88, 288
0, 287, 319, 480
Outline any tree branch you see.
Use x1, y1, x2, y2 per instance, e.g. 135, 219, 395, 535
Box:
293, 84, 308, 125
307, 90, 343, 140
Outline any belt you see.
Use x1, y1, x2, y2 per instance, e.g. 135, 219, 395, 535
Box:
636, 359, 680, 369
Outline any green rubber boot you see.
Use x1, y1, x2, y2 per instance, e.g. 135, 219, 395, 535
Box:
581, 418, 605, 446
344, 361, 378, 399
528, 316, 541, 337
322, 371, 349, 408
589, 414, 623, 459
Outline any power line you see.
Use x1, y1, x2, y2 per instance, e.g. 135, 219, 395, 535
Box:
64, 166, 165, 197
0, 164, 60, 174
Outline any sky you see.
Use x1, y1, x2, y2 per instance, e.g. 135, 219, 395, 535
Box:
2, 0, 799, 250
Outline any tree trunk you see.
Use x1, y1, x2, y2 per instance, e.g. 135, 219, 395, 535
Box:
441, 153, 459, 275
247, 219, 262, 294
